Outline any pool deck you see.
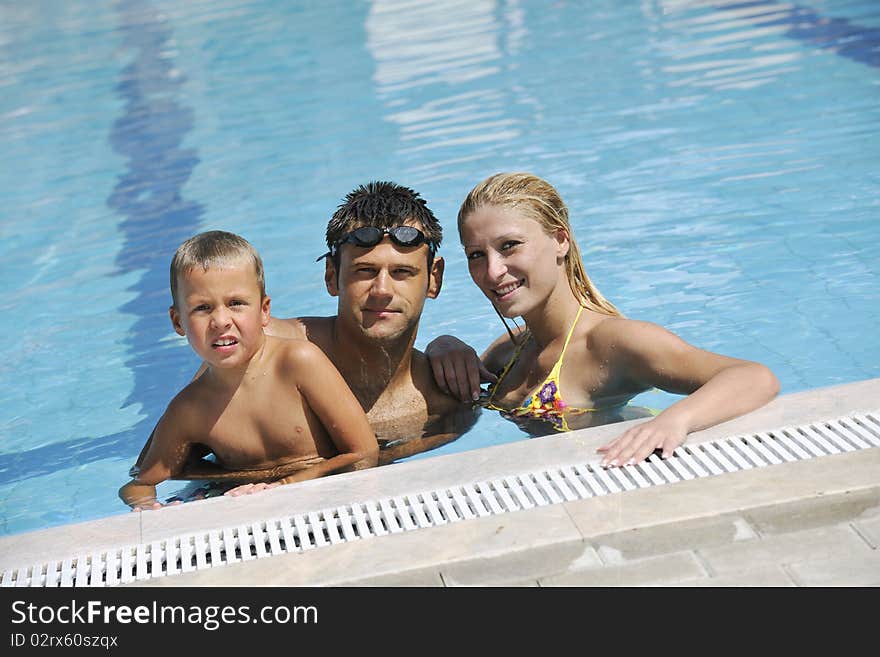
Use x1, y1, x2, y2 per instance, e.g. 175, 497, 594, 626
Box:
1, 377, 878, 587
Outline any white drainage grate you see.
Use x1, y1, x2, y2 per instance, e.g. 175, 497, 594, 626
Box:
3, 410, 878, 587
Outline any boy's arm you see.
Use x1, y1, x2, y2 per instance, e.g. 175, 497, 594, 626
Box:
274, 341, 378, 486
119, 400, 197, 510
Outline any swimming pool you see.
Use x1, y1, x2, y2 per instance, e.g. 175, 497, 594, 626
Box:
1, 0, 877, 537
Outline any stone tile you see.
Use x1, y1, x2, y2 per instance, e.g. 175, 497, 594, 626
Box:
745, 487, 880, 536
786, 550, 880, 586
853, 512, 880, 549
667, 566, 796, 587
339, 568, 444, 587
539, 552, 706, 587
699, 525, 870, 576
441, 543, 600, 586
591, 513, 758, 563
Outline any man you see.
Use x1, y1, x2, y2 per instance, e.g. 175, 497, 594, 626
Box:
133, 181, 475, 487
267, 181, 474, 458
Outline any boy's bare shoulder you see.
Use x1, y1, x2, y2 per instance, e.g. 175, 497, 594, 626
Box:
164, 376, 213, 422
268, 335, 328, 369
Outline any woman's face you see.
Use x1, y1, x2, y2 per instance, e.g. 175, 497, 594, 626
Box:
460, 204, 568, 318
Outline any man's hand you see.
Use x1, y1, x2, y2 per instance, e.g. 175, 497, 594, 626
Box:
425, 335, 497, 402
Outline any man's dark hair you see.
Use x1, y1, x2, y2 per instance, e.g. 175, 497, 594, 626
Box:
325, 181, 443, 261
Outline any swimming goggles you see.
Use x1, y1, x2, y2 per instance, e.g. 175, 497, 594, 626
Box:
317, 225, 437, 261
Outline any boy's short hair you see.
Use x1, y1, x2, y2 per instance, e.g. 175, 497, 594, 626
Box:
325, 181, 443, 264
170, 230, 265, 307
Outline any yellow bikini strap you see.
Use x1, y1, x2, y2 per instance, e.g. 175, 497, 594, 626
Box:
559, 306, 584, 359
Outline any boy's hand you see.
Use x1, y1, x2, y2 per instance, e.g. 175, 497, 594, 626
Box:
425, 335, 496, 402
130, 499, 183, 512
224, 481, 281, 497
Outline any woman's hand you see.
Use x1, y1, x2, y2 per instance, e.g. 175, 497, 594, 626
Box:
597, 413, 688, 467
425, 335, 497, 402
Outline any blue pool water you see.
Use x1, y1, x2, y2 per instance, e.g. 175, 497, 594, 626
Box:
1, 0, 878, 536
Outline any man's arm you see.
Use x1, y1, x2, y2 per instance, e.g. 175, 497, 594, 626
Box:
424, 334, 501, 402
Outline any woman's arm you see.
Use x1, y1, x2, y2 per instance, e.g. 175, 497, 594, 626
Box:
596, 320, 779, 466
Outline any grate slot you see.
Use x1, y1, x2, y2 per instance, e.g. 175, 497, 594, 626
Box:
703, 442, 739, 472
664, 453, 696, 480
336, 506, 359, 540
517, 473, 548, 506
755, 432, 798, 462
546, 469, 578, 501
435, 491, 460, 522
740, 434, 782, 464
464, 484, 494, 516
404, 495, 432, 529
859, 413, 880, 436
504, 475, 535, 508
419, 492, 446, 525
715, 440, 754, 470
533, 472, 564, 504
559, 466, 592, 497
648, 454, 680, 482
491, 479, 520, 511
575, 464, 608, 496
837, 417, 878, 447
449, 487, 476, 520
592, 464, 623, 492
808, 423, 854, 453
350, 504, 372, 536
673, 446, 710, 477
793, 425, 840, 455
727, 436, 766, 467
391, 497, 418, 530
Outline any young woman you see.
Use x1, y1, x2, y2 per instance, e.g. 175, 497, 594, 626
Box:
427, 172, 779, 466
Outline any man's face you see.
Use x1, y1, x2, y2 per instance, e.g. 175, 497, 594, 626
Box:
326, 233, 443, 344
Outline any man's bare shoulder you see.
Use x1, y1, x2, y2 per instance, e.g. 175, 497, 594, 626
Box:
265, 316, 308, 339
266, 315, 335, 350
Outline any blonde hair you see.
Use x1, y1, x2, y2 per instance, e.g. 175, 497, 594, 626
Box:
458, 172, 621, 317
170, 230, 265, 307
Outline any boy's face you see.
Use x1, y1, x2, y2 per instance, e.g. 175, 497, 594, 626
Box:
325, 227, 443, 344
170, 260, 271, 369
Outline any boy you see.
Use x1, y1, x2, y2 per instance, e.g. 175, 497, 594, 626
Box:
119, 230, 378, 510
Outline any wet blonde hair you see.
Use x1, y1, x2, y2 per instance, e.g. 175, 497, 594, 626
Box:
458, 172, 621, 317
170, 230, 266, 308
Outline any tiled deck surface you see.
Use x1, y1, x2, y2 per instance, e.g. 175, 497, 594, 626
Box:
1, 378, 878, 587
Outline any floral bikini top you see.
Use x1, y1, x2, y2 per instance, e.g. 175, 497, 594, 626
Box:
483, 306, 593, 432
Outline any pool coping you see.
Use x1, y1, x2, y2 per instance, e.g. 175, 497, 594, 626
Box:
1, 377, 878, 585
